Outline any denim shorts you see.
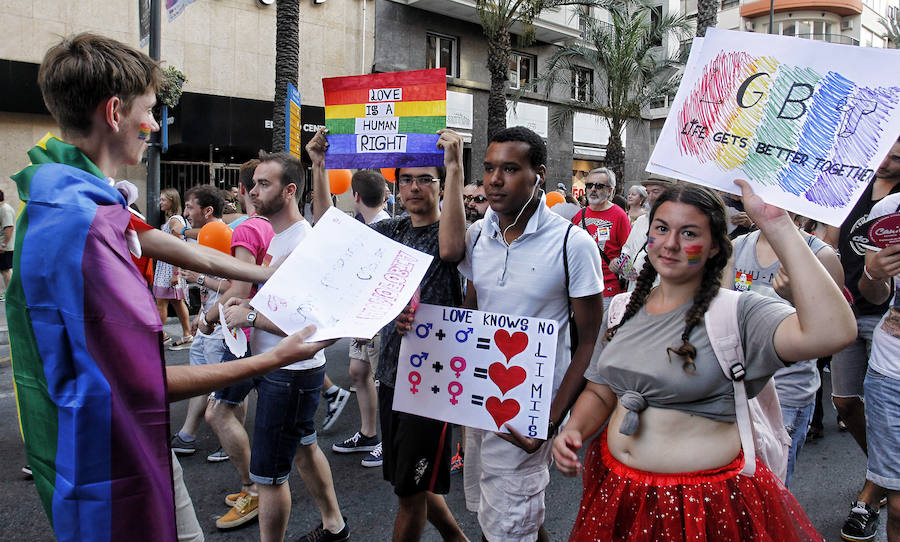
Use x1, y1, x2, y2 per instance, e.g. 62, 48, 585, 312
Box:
864, 368, 900, 490
249, 365, 325, 486
780, 401, 814, 489
212, 347, 255, 405
188, 334, 227, 366
831, 314, 881, 398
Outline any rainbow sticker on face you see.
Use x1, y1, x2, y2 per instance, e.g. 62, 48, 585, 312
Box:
138, 123, 152, 141
647, 236, 656, 248
684, 244, 703, 266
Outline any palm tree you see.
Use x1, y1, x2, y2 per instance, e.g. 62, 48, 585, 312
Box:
695, 0, 718, 37
272, 0, 300, 152
476, 0, 597, 141
537, 1, 688, 187
881, 9, 900, 47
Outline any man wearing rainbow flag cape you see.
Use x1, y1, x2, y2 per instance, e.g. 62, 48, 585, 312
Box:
9, 33, 329, 542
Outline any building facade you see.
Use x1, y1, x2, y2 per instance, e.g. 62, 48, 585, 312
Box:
0, 0, 375, 215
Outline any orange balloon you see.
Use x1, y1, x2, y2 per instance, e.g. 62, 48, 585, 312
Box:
545, 191, 565, 207
198, 221, 233, 255
380, 168, 396, 183
328, 169, 352, 194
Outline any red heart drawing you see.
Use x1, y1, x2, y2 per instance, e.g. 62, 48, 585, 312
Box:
485, 396, 520, 429
494, 329, 528, 362
489, 362, 527, 395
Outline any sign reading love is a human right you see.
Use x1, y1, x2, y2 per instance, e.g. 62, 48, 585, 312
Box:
393, 303, 558, 439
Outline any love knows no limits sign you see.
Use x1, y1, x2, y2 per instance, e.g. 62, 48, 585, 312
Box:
393, 304, 558, 439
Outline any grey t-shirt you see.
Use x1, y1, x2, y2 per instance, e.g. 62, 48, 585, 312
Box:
732, 230, 829, 407
585, 291, 794, 427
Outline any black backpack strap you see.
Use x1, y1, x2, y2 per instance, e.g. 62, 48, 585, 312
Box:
562, 223, 579, 354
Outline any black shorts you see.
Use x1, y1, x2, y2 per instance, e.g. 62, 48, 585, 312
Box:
0, 251, 12, 270
378, 384, 451, 498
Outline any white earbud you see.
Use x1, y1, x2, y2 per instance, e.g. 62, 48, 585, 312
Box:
534, 174, 542, 186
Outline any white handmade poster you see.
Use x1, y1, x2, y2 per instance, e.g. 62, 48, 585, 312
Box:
647, 29, 900, 227
251, 207, 433, 341
220, 303, 247, 357
393, 303, 558, 439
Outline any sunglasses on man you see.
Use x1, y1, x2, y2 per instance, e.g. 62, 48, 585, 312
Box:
463, 195, 487, 203
585, 182, 612, 190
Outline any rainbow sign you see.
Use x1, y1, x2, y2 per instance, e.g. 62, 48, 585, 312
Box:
648, 30, 900, 227
323, 68, 446, 169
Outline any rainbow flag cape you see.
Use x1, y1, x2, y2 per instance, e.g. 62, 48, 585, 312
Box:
8, 135, 175, 541
324, 68, 447, 169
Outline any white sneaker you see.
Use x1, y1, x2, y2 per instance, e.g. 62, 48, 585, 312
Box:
322, 388, 350, 431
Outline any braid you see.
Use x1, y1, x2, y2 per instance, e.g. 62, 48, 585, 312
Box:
665, 263, 723, 373
605, 261, 657, 342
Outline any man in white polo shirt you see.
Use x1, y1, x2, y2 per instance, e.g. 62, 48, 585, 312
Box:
459, 126, 604, 542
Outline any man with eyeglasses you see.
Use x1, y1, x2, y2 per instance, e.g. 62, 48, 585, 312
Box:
572, 167, 631, 311
307, 128, 470, 542
463, 182, 488, 225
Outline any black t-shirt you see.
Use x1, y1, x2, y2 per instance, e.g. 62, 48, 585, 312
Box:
370, 216, 462, 387
839, 181, 900, 316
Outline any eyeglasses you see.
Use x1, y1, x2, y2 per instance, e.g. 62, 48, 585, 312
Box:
397, 175, 439, 187
585, 182, 611, 190
463, 195, 487, 203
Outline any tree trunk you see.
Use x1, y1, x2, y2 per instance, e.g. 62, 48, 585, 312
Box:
695, 0, 718, 37
606, 125, 626, 192
486, 28, 511, 142
272, 0, 300, 152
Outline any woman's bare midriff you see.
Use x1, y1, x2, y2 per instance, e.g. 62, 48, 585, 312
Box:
605, 403, 742, 473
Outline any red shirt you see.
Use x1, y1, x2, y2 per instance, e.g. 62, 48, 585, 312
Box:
572, 205, 631, 297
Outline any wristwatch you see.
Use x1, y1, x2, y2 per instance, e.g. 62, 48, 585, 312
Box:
196, 274, 205, 286
246, 311, 258, 327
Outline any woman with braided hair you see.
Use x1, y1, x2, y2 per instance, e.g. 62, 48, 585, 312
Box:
553, 181, 857, 541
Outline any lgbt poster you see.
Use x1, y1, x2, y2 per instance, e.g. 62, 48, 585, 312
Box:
648, 30, 900, 227
323, 68, 447, 169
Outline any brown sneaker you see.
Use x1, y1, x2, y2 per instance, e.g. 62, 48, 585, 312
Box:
216, 493, 258, 529
225, 490, 249, 507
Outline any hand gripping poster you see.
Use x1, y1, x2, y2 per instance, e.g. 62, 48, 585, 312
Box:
648, 30, 900, 227
393, 303, 558, 439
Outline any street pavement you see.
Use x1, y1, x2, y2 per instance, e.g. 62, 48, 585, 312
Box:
0, 312, 889, 541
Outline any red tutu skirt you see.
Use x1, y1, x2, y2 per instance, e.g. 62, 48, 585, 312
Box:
569, 432, 823, 542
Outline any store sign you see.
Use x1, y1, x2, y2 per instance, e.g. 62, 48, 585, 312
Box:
506, 101, 548, 138
447, 91, 474, 130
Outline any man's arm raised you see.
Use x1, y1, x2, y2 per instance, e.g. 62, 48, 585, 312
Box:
307, 128, 334, 223
437, 129, 466, 262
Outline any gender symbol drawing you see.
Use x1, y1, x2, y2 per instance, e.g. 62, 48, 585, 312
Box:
393, 303, 558, 439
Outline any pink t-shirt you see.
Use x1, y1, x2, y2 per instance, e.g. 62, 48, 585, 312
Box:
230, 216, 274, 340
572, 205, 631, 297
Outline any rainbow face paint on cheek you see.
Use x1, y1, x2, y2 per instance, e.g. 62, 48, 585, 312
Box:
684, 244, 704, 266
647, 236, 656, 248
138, 123, 152, 141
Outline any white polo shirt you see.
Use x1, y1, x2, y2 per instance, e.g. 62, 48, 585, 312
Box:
458, 194, 604, 396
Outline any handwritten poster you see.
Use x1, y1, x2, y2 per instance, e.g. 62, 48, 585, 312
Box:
323, 68, 447, 169
648, 30, 900, 227
250, 207, 433, 341
393, 303, 558, 439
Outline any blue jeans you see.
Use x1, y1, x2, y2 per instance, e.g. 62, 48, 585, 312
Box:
249, 365, 325, 486
780, 401, 815, 488
864, 368, 900, 490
